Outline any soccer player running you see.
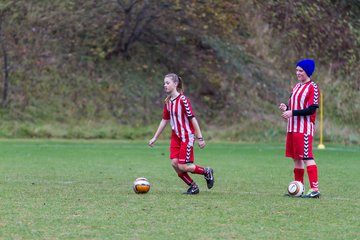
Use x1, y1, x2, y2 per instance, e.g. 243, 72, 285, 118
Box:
279, 59, 321, 198
148, 73, 214, 195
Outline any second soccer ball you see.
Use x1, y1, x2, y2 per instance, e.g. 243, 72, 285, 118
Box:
287, 181, 304, 197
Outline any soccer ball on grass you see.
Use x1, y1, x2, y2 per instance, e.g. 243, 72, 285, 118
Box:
133, 177, 150, 194
287, 181, 304, 197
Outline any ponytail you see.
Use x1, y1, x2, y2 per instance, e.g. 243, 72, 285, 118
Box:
177, 76, 183, 94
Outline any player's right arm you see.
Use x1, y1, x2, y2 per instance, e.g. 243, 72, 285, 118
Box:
279, 92, 293, 112
148, 119, 168, 147
279, 103, 288, 112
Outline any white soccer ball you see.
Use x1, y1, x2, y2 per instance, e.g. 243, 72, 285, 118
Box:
287, 181, 304, 197
133, 177, 150, 194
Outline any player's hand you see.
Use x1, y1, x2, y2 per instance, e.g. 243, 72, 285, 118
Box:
281, 110, 293, 119
148, 138, 156, 147
279, 103, 287, 112
198, 139, 206, 149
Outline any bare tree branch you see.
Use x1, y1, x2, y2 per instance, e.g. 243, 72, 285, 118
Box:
0, 19, 10, 107
107, 0, 156, 59
117, 0, 140, 13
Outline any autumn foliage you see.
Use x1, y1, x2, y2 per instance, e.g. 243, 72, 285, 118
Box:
0, 0, 359, 140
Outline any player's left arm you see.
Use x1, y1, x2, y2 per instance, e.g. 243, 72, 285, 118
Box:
190, 117, 206, 149
282, 104, 318, 119
181, 96, 206, 148
292, 105, 318, 116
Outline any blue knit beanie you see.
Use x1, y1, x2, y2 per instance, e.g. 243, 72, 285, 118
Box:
296, 59, 316, 77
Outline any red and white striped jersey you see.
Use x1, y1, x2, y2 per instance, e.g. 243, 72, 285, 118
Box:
287, 81, 320, 136
163, 94, 195, 142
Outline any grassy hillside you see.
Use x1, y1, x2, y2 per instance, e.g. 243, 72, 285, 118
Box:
0, 1, 359, 143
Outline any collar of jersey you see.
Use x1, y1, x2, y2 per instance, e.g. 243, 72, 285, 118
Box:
300, 80, 312, 85
170, 94, 181, 102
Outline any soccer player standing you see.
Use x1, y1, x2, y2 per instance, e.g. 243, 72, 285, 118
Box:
148, 73, 214, 195
279, 59, 321, 198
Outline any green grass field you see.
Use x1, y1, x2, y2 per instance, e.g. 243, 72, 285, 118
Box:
0, 140, 359, 240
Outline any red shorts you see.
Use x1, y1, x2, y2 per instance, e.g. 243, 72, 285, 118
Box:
286, 132, 314, 160
170, 132, 194, 164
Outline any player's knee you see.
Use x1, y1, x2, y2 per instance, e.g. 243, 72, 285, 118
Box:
304, 159, 316, 166
178, 164, 188, 172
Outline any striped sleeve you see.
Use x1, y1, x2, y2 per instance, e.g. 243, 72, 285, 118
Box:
308, 82, 320, 107
162, 103, 170, 120
180, 96, 194, 118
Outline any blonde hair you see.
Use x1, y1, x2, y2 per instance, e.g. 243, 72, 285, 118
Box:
164, 73, 183, 103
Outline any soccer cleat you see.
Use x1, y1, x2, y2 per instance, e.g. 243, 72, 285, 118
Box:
204, 167, 214, 189
302, 189, 321, 198
183, 183, 199, 195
